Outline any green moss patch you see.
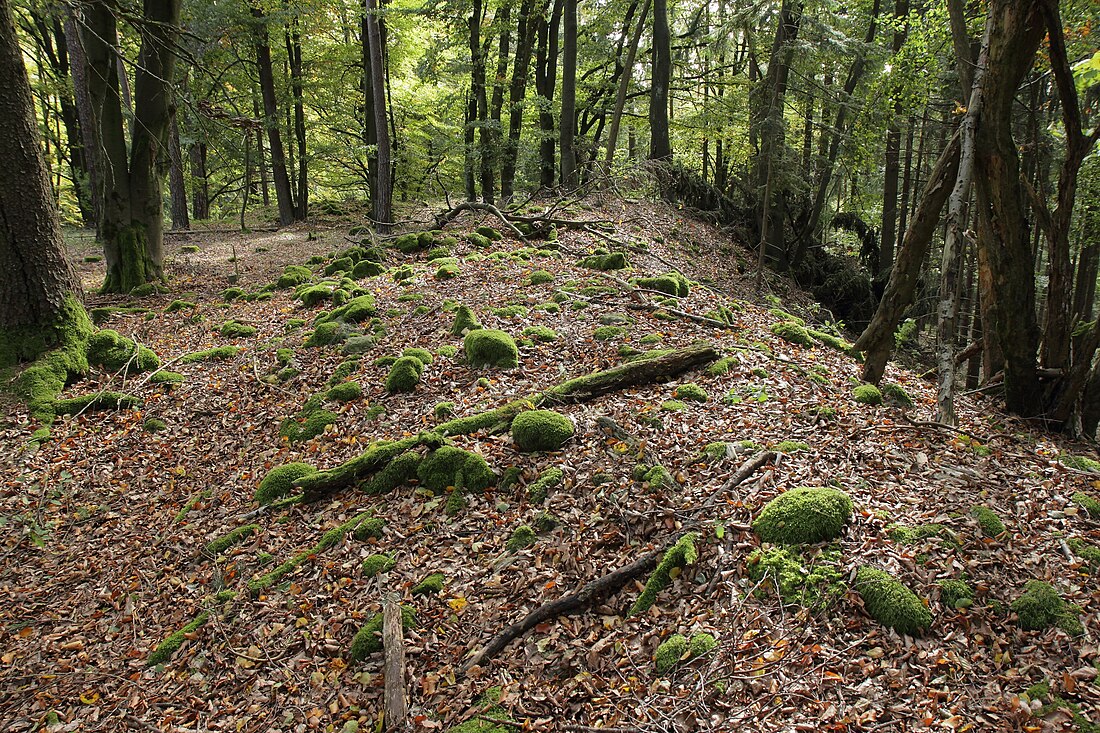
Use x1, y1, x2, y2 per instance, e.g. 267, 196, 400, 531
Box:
362, 451, 422, 494
654, 632, 716, 675
465, 329, 518, 368
529, 270, 554, 285
854, 567, 931, 636
522, 325, 558, 342
280, 409, 338, 443
527, 467, 563, 503
852, 384, 883, 405
1061, 454, 1100, 472
771, 321, 813, 347
87, 329, 160, 373
248, 511, 373, 597
888, 523, 959, 546
349, 605, 417, 660
412, 572, 445, 596
747, 546, 845, 610
385, 355, 424, 393
971, 506, 1006, 538
205, 524, 260, 556
939, 579, 974, 610
881, 382, 914, 407
147, 611, 211, 665
362, 553, 396, 577
451, 305, 482, 336
256, 463, 316, 505
511, 409, 573, 452
752, 487, 853, 544
324, 381, 362, 403
54, 391, 141, 416
593, 325, 627, 341
773, 440, 810, 453
1012, 581, 1082, 634
673, 383, 708, 402
180, 346, 239, 364
579, 252, 628, 270
506, 524, 537, 552
218, 320, 256, 338
418, 446, 495, 493
630, 533, 698, 615
635, 273, 689, 297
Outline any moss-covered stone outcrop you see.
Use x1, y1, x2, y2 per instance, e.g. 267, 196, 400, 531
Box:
854, 566, 932, 636
1011, 581, 1082, 634
86, 329, 160, 373
385, 355, 424, 393
255, 462, 316, 505
752, 487, 853, 544
417, 446, 496, 493
511, 409, 573, 452
465, 329, 518, 368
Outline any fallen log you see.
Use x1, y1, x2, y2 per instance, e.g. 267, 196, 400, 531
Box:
383, 597, 408, 731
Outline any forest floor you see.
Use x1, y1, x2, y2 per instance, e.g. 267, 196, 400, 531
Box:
3, 194, 1100, 732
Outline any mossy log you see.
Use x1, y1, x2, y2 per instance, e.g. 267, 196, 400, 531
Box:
293, 433, 445, 503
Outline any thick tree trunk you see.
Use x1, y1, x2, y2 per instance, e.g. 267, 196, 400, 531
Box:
558, 0, 578, 188
972, 0, 1044, 417
251, 4, 295, 227
648, 0, 671, 160
0, 0, 85, 364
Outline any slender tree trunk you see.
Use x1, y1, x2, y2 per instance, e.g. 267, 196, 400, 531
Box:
535, 0, 563, 187
284, 8, 308, 221
558, 0, 578, 188
481, 5, 511, 204
467, 0, 487, 200
897, 114, 915, 244
168, 115, 189, 230
501, 0, 540, 201
364, 0, 391, 229
251, 3, 295, 227
604, 0, 650, 173
189, 143, 210, 220
67, 15, 101, 237
0, 0, 85, 365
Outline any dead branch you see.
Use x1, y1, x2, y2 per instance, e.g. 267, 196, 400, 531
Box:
383, 596, 408, 731
702, 451, 777, 508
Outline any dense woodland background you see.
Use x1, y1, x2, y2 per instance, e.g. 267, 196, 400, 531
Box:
7, 0, 1100, 425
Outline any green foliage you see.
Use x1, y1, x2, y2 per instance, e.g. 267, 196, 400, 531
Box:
511, 410, 574, 452
256, 463, 316, 505
770, 321, 814, 347
752, 487, 853, 544
630, 533, 699, 615
938, 579, 974, 609
464, 329, 518, 368
412, 573, 445, 595
852, 384, 883, 405
854, 567, 931, 636
970, 506, 1005, 538
349, 605, 416, 659
506, 524, 536, 551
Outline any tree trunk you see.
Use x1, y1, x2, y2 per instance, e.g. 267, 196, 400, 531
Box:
168, 115, 190, 230
535, 0, 563, 188
66, 15, 101, 234
466, 0, 487, 200
853, 131, 962, 384
482, 5, 511, 205
500, 0, 541, 201
604, 0, 650, 173
364, 0, 392, 230
558, 0, 578, 188
0, 0, 85, 365
648, 0, 671, 160
972, 0, 1044, 417
284, 7, 308, 221
189, 143, 210, 220
251, 3, 296, 227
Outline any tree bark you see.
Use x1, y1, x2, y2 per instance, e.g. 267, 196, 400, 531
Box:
558, 0, 578, 188
251, 2, 295, 227
535, 0, 563, 187
168, 114, 189, 230
648, 0, 672, 160
188, 142, 210, 220
604, 0, 650, 173
364, 0, 392, 230
500, 0, 541, 201
284, 5, 308, 221
0, 0, 84, 364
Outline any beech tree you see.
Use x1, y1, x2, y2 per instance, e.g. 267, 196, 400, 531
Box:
0, 0, 87, 366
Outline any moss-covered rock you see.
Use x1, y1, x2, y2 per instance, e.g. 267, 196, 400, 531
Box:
280, 409, 338, 443
852, 384, 883, 405
324, 381, 362, 402
86, 329, 160, 373
881, 382, 914, 407
528, 270, 554, 285
752, 487, 853, 544
277, 264, 313, 289
641, 465, 675, 489
352, 260, 385, 279
674, 383, 708, 402
630, 533, 699, 615
362, 553, 396, 577
165, 299, 197, 313
506, 524, 536, 552
464, 329, 518, 368
451, 305, 482, 336
53, 391, 141, 415
854, 566, 932, 636
418, 446, 495, 493
593, 325, 627, 341
324, 294, 377, 324
218, 320, 256, 338
939, 579, 974, 609
412, 572, 445, 595
353, 517, 385, 541
511, 409, 573, 452
221, 286, 247, 302
635, 273, 689, 297
773, 440, 810, 453
579, 252, 628, 270
1012, 580, 1082, 634
1061, 454, 1100, 472
971, 506, 1005, 538
527, 467, 563, 503
385, 355, 424, 393
403, 347, 433, 365
1072, 492, 1100, 518
771, 321, 814, 347
522, 325, 558, 342
747, 546, 845, 609
255, 462, 316, 505
305, 321, 348, 347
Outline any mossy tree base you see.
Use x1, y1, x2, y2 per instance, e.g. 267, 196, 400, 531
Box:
100, 224, 163, 294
